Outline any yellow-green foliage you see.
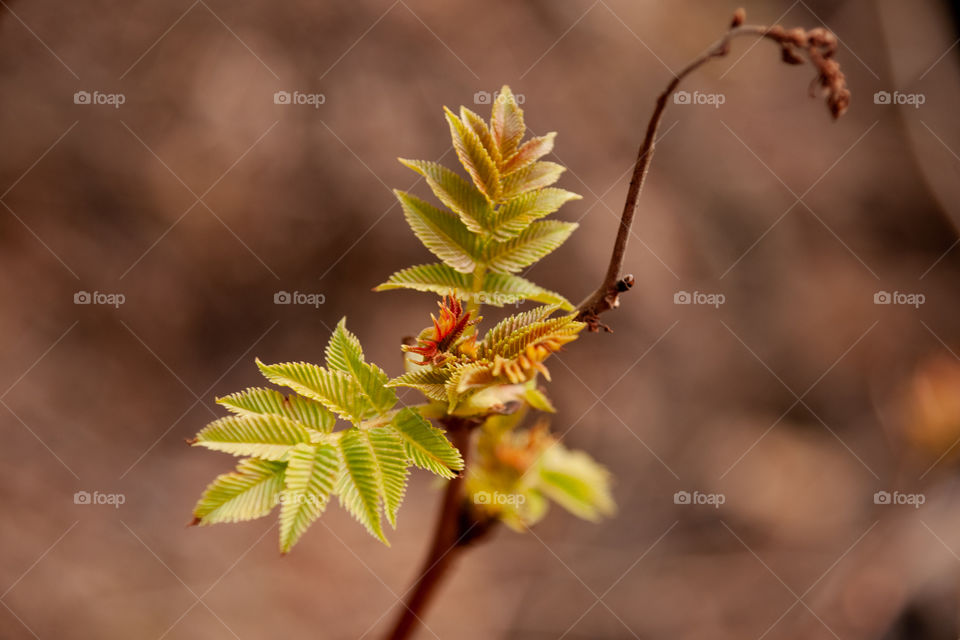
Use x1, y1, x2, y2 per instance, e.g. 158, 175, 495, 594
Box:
190, 87, 614, 553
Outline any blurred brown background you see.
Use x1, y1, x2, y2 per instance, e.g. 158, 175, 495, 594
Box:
2, 0, 960, 638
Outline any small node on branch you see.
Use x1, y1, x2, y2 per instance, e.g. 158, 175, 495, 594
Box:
731, 8, 746, 28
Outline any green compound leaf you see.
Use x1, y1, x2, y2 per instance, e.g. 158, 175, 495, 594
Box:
336, 428, 388, 544
376, 264, 572, 309
398, 159, 493, 234
395, 190, 481, 273
500, 161, 566, 200
491, 86, 526, 158
392, 407, 464, 479
279, 443, 339, 553
324, 320, 398, 414
445, 107, 500, 201
369, 426, 409, 528
192, 458, 285, 525
217, 387, 335, 433
490, 188, 581, 241
460, 106, 501, 167
194, 414, 311, 460
256, 359, 373, 424
387, 368, 454, 402
485, 220, 578, 274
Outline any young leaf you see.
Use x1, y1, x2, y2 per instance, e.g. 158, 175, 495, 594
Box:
374, 263, 471, 297
501, 132, 556, 175
485, 220, 578, 273
323, 321, 398, 414
279, 443, 339, 553
491, 188, 581, 240
336, 428, 387, 543
369, 426, 409, 528
482, 272, 573, 310
460, 106, 501, 167
323, 318, 364, 373
395, 190, 480, 273
444, 107, 500, 200
192, 459, 285, 525
387, 368, 454, 402
481, 304, 560, 352
392, 407, 464, 478
256, 360, 372, 424
398, 159, 492, 234
194, 415, 311, 460
524, 386, 556, 413
217, 387, 335, 433
501, 162, 566, 199
489, 315, 584, 360
491, 86, 525, 158
537, 445, 616, 521
376, 263, 573, 309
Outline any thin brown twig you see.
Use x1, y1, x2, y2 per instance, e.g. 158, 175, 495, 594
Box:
576, 10, 848, 331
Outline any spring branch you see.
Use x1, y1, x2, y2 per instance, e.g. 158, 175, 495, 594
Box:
576, 8, 849, 331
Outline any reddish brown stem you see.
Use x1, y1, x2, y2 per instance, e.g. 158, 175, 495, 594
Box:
385, 417, 493, 640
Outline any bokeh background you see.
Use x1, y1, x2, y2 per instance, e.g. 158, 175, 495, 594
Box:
2, 0, 960, 638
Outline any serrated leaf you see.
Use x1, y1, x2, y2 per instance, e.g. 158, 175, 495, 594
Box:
537, 445, 616, 521
323, 318, 364, 373
482, 272, 573, 310
445, 107, 500, 200
256, 359, 372, 424
388, 368, 453, 402
486, 220, 578, 273
323, 321, 398, 415
194, 415, 311, 460
336, 428, 387, 543
489, 315, 584, 360
279, 443, 339, 553
501, 162, 566, 199
392, 408, 464, 479
217, 387, 334, 433
395, 190, 480, 273
460, 106, 501, 167
193, 459, 285, 525
491, 86, 525, 158
376, 264, 572, 310
502, 132, 555, 174
369, 427, 408, 528
491, 188, 581, 240
374, 263, 471, 297
398, 159, 492, 234
481, 304, 560, 352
